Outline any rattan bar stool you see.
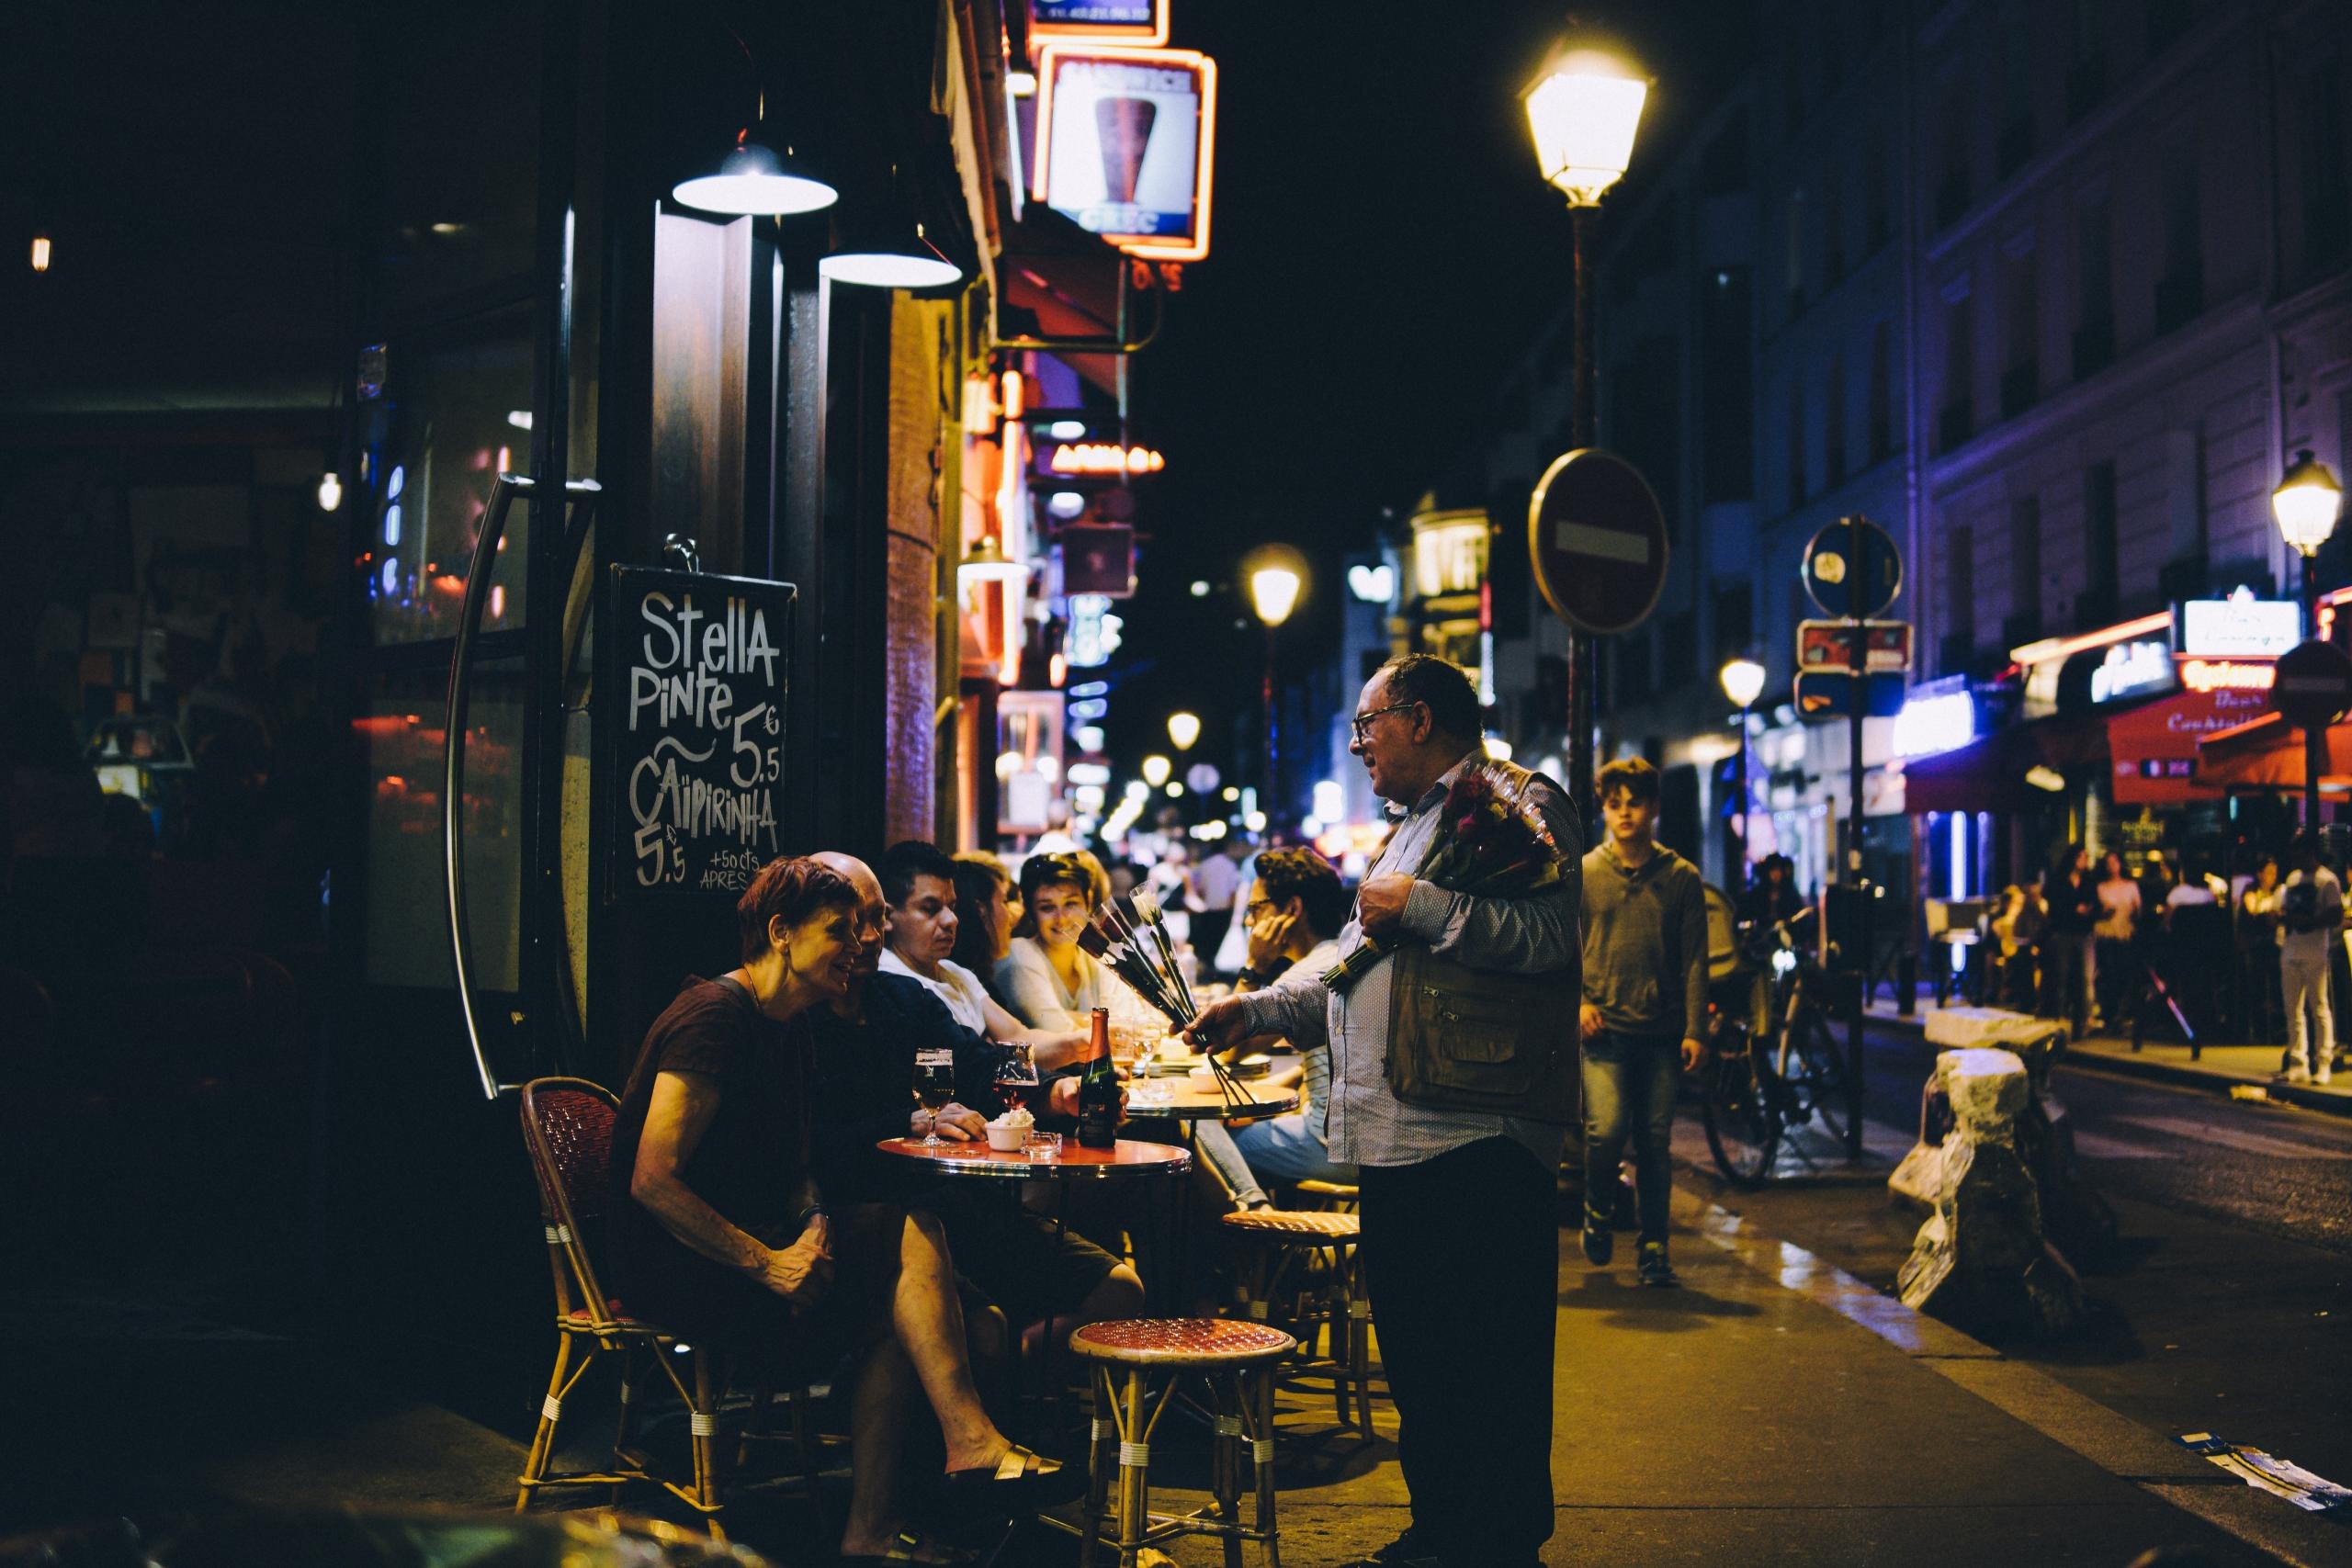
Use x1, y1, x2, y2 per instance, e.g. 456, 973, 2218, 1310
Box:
1290, 1179, 1359, 1212
1068, 1318, 1295, 1568
1219, 1207, 1376, 1435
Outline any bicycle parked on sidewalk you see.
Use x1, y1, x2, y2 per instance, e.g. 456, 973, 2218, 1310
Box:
1699, 902, 1853, 1187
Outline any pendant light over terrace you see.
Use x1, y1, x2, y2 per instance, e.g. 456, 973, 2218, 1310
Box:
820, 164, 962, 288
674, 130, 838, 216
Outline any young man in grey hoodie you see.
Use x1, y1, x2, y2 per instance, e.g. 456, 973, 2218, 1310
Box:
1579, 757, 1709, 1286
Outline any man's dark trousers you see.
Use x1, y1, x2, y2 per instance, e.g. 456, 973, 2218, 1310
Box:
1357, 1134, 1558, 1562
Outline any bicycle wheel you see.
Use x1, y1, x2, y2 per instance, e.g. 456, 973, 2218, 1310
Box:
1783, 1005, 1852, 1144
1702, 1032, 1780, 1187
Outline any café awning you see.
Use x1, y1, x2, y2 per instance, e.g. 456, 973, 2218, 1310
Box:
2196, 712, 2352, 793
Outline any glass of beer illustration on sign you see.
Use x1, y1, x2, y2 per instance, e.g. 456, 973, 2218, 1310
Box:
1035, 47, 1216, 262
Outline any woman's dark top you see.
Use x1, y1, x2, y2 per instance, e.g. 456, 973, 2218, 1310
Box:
607, 976, 821, 1336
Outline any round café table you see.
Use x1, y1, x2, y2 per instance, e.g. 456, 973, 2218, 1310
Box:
875, 1134, 1191, 1177
1126, 1081, 1298, 1122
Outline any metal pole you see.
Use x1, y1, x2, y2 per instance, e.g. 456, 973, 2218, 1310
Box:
2305, 548, 2324, 831
1566, 204, 1598, 831
1845, 513, 1869, 1161
1733, 705, 1751, 896
1264, 621, 1279, 824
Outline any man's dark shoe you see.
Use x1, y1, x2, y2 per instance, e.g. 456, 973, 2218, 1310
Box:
1580, 1211, 1613, 1267
1332, 1526, 1445, 1567
1636, 1240, 1679, 1287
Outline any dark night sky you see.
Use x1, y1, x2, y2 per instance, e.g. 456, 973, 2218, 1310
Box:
1099, 1, 1754, 782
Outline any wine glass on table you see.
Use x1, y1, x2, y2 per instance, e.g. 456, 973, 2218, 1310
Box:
991, 1041, 1039, 1113
912, 1046, 958, 1147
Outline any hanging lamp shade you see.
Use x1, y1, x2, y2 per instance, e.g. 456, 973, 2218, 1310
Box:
958, 535, 1027, 589
820, 206, 961, 288
674, 135, 838, 216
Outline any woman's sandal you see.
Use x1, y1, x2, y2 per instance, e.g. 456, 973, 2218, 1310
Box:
836, 1528, 979, 1566
938, 1444, 1084, 1512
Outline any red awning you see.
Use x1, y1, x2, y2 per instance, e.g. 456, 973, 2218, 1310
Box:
1000, 207, 1129, 397
2106, 685, 2271, 805
2197, 712, 2352, 793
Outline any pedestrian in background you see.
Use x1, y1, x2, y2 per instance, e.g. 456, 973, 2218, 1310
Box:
1189, 834, 1249, 976
2040, 846, 2098, 1039
2093, 850, 2140, 1034
2239, 856, 2283, 1044
1578, 757, 1708, 1286
2278, 833, 2341, 1086
1990, 883, 2044, 1010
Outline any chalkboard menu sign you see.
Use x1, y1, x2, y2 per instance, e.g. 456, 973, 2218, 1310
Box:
609, 565, 796, 897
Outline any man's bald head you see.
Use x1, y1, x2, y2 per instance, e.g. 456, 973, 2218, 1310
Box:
812, 852, 889, 985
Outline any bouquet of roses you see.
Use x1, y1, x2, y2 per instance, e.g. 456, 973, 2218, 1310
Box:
1320, 758, 1567, 994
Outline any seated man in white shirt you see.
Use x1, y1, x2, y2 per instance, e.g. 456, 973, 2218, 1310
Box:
877, 840, 1088, 1070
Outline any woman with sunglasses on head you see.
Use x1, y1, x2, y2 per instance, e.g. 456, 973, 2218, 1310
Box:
992, 852, 1117, 1032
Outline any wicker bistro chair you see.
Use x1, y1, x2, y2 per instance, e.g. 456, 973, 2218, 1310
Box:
1218, 1207, 1376, 1435
515, 1077, 810, 1532
1069, 1317, 1295, 1568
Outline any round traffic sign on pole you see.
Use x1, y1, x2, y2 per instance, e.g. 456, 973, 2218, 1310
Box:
1527, 448, 1670, 637
2271, 638, 2352, 730
1803, 517, 1903, 620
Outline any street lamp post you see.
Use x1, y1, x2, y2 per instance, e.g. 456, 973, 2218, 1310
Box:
1249, 564, 1303, 821
1720, 658, 1766, 893
2274, 448, 2346, 829
1523, 43, 1647, 827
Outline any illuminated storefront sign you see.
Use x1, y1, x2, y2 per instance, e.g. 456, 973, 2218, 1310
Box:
1034, 47, 1216, 261
2180, 659, 2277, 693
1893, 691, 1975, 759
1411, 513, 1487, 598
2177, 588, 2301, 658
1027, 0, 1168, 50
1048, 442, 1165, 475
2087, 639, 2176, 704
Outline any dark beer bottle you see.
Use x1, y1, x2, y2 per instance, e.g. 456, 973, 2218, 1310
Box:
1077, 1007, 1119, 1149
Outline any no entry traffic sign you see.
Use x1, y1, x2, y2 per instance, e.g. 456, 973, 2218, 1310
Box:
1527, 448, 1669, 637
2271, 638, 2352, 730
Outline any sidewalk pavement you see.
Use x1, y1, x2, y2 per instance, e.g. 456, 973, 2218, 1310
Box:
1866, 998, 2352, 1117
13, 1195, 2335, 1568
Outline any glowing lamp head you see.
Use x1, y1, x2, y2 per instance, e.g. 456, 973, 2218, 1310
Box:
1141, 754, 1172, 787
2272, 449, 2345, 556
1167, 711, 1201, 750
673, 137, 839, 216
30, 231, 51, 272
1250, 566, 1303, 627
1720, 657, 1767, 709
820, 221, 963, 288
1523, 50, 1648, 207
957, 536, 1027, 592
316, 471, 343, 512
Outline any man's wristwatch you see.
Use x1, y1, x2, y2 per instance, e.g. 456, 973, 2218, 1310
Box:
795, 1203, 829, 1231
1235, 964, 1273, 988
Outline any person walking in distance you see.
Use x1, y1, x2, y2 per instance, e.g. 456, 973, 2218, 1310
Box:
1184, 654, 1578, 1568
1578, 758, 1708, 1285
2278, 833, 2342, 1086
2040, 846, 2098, 1040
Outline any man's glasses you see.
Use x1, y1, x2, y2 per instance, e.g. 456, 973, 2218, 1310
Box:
1349, 700, 1419, 742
